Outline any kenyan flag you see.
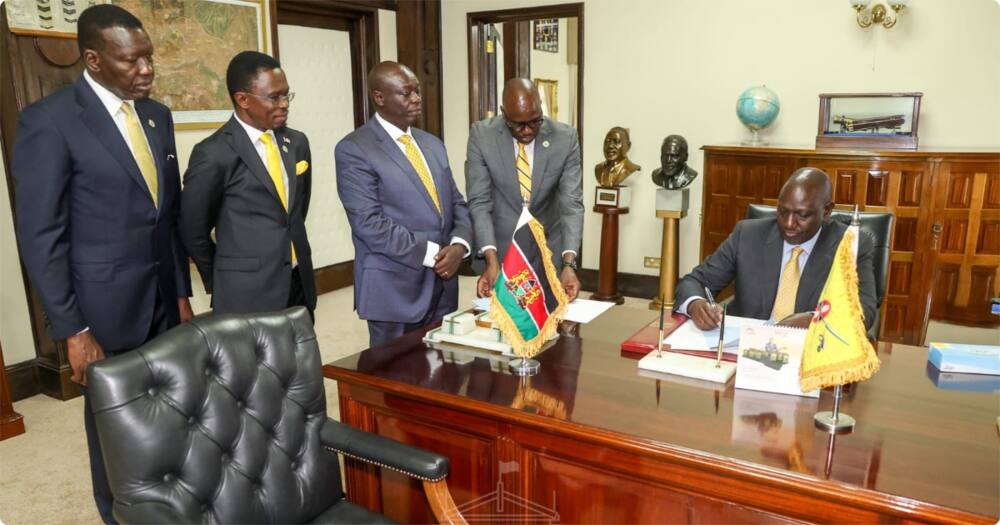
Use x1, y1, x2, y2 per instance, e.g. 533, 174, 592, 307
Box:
490, 208, 569, 358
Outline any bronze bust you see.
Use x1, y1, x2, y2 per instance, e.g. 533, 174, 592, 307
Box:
651, 135, 698, 190
595, 127, 640, 187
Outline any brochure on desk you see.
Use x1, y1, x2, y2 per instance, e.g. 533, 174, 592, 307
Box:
735, 324, 819, 398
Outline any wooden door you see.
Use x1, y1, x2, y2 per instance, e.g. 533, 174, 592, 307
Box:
811, 160, 936, 344
929, 161, 1000, 327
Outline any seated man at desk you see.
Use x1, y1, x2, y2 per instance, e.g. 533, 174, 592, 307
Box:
675, 167, 877, 330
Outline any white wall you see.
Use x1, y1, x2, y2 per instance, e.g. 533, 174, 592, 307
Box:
442, 0, 1000, 278
529, 17, 573, 125
0, 152, 35, 365
379, 9, 398, 62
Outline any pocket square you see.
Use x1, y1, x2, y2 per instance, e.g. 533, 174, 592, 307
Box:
295, 160, 309, 175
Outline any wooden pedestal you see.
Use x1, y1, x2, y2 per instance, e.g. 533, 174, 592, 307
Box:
0, 342, 25, 441
591, 205, 628, 305
650, 209, 685, 311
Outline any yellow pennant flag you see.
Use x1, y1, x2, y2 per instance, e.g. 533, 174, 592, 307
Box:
799, 228, 880, 391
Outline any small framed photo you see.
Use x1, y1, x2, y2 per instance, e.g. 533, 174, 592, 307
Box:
533, 19, 559, 53
816, 92, 922, 150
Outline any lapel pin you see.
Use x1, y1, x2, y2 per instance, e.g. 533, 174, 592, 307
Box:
283, 136, 291, 144
282, 145, 289, 153
148, 119, 155, 128
542, 140, 550, 148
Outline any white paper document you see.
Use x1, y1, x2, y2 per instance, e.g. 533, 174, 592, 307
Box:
470, 297, 613, 324
562, 299, 615, 323
664, 315, 767, 354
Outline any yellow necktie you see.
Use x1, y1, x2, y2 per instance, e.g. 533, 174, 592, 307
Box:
120, 103, 157, 208
771, 246, 804, 321
517, 142, 531, 204
259, 133, 296, 264
398, 135, 441, 214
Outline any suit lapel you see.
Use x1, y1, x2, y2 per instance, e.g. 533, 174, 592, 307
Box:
493, 121, 523, 210
223, 117, 284, 211
274, 128, 297, 212
529, 121, 552, 207
760, 223, 784, 316
75, 79, 155, 209
370, 120, 440, 217
134, 100, 163, 217
797, 224, 839, 311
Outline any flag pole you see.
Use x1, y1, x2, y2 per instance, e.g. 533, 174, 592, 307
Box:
509, 357, 540, 376
814, 206, 862, 433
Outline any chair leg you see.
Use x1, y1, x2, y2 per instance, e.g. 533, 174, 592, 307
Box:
422, 478, 468, 525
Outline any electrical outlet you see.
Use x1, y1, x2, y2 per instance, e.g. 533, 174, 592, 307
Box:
644, 256, 661, 269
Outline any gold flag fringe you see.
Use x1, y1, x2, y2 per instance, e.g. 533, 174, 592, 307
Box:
489, 217, 569, 360
799, 229, 881, 391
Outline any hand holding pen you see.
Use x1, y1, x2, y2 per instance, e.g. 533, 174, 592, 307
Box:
689, 285, 724, 330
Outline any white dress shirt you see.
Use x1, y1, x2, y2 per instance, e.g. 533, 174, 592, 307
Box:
480, 137, 576, 260
374, 112, 470, 266
677, 227, 823, 319
83, 70, 154, 166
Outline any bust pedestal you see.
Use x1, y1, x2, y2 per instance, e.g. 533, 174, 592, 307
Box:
650, 188, 689, 310
591, 186, 630, 304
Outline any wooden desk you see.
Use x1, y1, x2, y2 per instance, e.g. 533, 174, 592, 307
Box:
324, 306, 998, 524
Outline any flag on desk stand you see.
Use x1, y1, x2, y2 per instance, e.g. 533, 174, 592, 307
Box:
490, 207, 569, 358
799, 212, 880, 392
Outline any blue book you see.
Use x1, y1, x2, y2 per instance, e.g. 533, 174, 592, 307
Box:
927, 343, 1000, 375
925, 363, 1000, 392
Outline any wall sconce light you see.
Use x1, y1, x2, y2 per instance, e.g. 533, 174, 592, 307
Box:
851, 0, 908, 29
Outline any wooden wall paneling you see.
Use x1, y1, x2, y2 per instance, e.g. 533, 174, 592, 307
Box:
396, 0, 444, 138
930, 162, 1000, 326
0, 342, 25, 440
1, 5, 82, 400
502, 20, 531, 82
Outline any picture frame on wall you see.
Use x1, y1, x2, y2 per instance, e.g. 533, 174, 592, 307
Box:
533, 18, 558, 53
816, 92, 922, 150
8, 0, 275, 129
534, 79, 558, 121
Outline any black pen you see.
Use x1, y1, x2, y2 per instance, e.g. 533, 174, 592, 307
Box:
656, 299, 665, 358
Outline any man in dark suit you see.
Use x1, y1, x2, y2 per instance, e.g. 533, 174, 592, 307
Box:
181, 51, 316, 318
12, 5, 192, 522
675, 168, 877, 331
336, 61, 472, 348
465, 78, 584, 300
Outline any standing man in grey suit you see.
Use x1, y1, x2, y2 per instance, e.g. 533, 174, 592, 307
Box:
675, 168, 877, 331
466, 78, 584, 300
181, 51, 316, 318
12, 5, 192, 522
336, 61, 472, 347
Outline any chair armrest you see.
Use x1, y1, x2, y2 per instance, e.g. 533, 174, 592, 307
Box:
321, 418, 449, 482
113, 500, 189, 524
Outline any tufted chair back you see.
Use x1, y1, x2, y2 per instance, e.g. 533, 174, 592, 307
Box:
88, 307, 342, 523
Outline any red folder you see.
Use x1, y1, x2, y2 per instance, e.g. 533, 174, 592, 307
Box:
620, 313, 738, 363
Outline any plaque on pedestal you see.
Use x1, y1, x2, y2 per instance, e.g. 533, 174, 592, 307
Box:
595, 186, 631, 209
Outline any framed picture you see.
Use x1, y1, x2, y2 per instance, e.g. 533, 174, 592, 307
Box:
114, 0, 274, 129
816, 92, 922, 150
533, 18, 558, 53
534, 79, 558, 121
6, 0, 109, 38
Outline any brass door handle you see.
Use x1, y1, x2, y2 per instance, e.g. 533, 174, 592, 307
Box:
931, 222, 943, 251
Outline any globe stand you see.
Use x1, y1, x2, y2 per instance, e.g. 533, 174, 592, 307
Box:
742, 129, 766, 147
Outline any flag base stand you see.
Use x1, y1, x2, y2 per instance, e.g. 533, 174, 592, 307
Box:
509, 358, 540, 376
814, 385, 855, 433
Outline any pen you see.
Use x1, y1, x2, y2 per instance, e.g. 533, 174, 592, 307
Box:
716, 304, 727, 368
656, 299, 665, 358
704, 285, 717, 308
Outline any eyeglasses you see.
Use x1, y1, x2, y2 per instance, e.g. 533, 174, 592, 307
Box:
243, 92, 296, 104
503, 115, 543, 132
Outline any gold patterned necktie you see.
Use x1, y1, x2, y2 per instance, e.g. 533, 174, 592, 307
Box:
517, 142, 531, 204
120, 102, 158, 208
259, 132, 296, 264
771, 246, 804, 321
398, 134, 441, 214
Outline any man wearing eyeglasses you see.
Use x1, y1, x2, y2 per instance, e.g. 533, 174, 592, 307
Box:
181, 51, 316, 318
466, 78, 584, 300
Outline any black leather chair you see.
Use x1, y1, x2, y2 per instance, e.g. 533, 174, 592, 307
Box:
745, 204, 893, 340
87, 307, 466, 524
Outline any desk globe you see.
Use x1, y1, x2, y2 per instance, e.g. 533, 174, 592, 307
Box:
736, 85, 780, 145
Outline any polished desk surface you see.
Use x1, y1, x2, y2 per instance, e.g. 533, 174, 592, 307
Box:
325, 306, 999, 520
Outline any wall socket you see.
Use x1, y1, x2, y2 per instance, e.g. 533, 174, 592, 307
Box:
644, 256, 661, 269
